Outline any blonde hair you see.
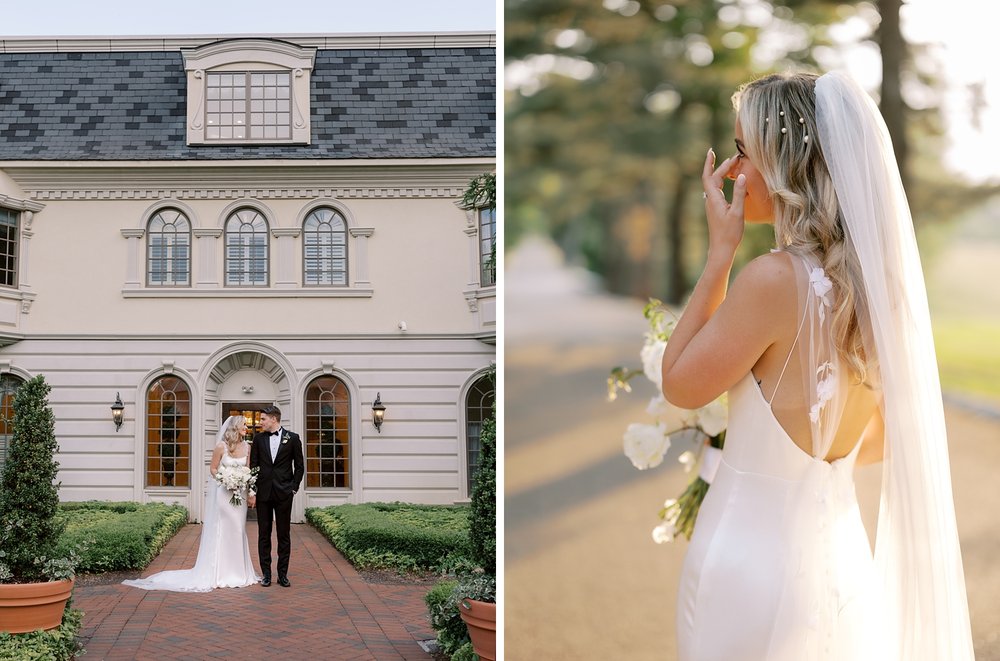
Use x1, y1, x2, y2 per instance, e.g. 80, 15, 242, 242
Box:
732, 72, 870, 382
222, 415, 244, 454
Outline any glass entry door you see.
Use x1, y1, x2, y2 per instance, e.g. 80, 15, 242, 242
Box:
221, 402, 270, 521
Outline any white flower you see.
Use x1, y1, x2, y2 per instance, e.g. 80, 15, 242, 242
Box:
810, 363, 837, 423
809, 267, 833, 299
678, 451, 696, 473
695, 395, 728, 438
809, 267, 833, 322
640, 339, 667, 390
652, 520, 676, 544
663, 498, 678, 509
646, 395, 695, 432
623, 422, 670, 470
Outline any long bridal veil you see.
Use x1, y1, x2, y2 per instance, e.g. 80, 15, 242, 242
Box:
815, 72, 974, 660
122, 416, 240, 592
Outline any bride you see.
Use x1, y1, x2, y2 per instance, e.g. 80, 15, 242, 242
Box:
123, 415, 261, 592
662, 72, 973, 660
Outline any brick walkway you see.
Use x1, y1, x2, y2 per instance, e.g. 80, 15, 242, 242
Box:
73, 522, 435, 660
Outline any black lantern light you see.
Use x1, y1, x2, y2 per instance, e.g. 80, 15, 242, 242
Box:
372, 392, 386, 433
111, 392, 125, 432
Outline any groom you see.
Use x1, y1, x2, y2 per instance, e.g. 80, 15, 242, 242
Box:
248, 405, 304, 588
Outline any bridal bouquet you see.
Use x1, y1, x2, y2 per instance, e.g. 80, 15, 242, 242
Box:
215, 464, 259, 507
608, 300, 727, 543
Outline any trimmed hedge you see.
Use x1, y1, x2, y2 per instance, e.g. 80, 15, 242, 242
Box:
306, 502, 471, 573
54, 501, 188, 573
0, 603, 82, 660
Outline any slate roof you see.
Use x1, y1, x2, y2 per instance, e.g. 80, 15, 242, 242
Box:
0, 48, 495, 160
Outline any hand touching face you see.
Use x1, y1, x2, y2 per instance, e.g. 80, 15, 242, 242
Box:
728, 119, 774, 224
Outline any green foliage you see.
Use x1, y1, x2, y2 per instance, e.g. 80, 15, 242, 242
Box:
468, 415, 496, 577
306, 502, 471, 573
453, 573, 496, 605
0, 603, 83, 660
460, 172, 496, 211
0, 376, 69, 583
54, 501, 188, 573
425, 579, 469, 657
451, 642, 478, 661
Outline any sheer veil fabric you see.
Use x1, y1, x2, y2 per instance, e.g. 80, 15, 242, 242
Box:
815, 72, 974, 660
122, 415, 260, 592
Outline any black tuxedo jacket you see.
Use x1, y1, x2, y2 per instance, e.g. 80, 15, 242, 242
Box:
250, 428, 304, 501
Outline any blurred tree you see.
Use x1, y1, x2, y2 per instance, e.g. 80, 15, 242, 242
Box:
506, 0, 996, 303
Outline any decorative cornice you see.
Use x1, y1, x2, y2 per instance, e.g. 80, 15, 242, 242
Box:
120, 228, 145, 239
1, 163, 494, 202
192, 228, 223, 238
0, 32, 496, 53
348, 228, 374, 238
271, 228, 302, 238
25, 186, 467, 201
0, 193, 44, 212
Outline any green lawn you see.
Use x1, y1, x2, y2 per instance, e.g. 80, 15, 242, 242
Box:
933, 318, 1000, 404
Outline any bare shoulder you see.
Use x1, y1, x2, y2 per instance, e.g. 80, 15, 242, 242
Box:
730, 251, 797, 303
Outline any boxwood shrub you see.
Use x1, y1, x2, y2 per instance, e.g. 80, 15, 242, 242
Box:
0, 603, 82, 660
306, 502, 470, 573
54, 501, 188, 572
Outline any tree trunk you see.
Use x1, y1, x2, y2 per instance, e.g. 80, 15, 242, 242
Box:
878, 0, 909, 193
666, 171, 689, 305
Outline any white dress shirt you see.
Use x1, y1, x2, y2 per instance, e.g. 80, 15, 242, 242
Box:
269, 427, 282, 462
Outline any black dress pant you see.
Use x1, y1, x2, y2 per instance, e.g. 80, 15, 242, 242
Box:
257, 493, 293, 578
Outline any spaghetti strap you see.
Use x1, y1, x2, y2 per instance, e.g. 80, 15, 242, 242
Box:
767, 301, 809, 406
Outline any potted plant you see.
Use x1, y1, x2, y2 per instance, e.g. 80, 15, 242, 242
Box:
454, 385, 496, 660
0, 375, 77, 633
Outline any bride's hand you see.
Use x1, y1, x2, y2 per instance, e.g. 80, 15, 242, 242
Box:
701, 148, 747, 259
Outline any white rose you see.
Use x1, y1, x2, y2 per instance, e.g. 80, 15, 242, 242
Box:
696, 396, 728, 438
623, 422, 670, 470
646, 395, 695, 432
640, 339, 667, 390
652, 520, 675, 544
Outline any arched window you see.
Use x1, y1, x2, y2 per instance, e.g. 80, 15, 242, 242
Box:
304, 376, 350, 488
146, 376, 191, 487
147, 208, 191, 286
0, 374, 25, 479
225, 208, 269, 286
465, 374, 495, 495
303, 207, 348, 286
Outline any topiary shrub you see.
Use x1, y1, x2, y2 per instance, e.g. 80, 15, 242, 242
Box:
0, 375, 74, 583
468, 412, 496, 576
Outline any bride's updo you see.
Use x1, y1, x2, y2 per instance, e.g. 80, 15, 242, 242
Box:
732, 72, 870, 383
222, 415, 245, 453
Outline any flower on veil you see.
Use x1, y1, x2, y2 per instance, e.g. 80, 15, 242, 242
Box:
810, 362, 837, 423
809, 267, 833, 322
608, 299, 728, 543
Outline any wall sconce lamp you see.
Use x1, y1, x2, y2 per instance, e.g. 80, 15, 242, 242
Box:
241, 385, 255, 394
111, 393, 125, 432
372, 393, 386, 433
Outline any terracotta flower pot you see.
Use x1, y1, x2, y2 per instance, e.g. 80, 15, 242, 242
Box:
0, 577, 74, 633
459, 597, 496, 661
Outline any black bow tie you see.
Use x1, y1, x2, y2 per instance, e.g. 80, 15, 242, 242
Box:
270, 431, 281, 437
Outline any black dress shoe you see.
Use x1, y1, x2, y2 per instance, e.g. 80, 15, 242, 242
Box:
261, 576, 271, 587
278, 576, 290, 587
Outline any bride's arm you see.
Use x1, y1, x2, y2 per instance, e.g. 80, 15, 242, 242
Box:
856, 405, 885, 466
209, 443, 225, 478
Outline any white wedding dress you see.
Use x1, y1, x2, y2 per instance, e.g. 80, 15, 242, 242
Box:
676, 250, 889, 660
123, 450, 260, 592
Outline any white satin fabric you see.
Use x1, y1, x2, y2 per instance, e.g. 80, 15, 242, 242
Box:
122, 451, 260, 592
676, 371, 885, 660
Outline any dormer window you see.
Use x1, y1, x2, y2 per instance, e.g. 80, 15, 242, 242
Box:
183, 39, 314, 145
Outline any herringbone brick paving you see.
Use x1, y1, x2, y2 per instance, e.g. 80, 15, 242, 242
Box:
73, 522, 434, 660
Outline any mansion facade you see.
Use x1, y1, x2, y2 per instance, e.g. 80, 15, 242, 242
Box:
0, 32, 496, 522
